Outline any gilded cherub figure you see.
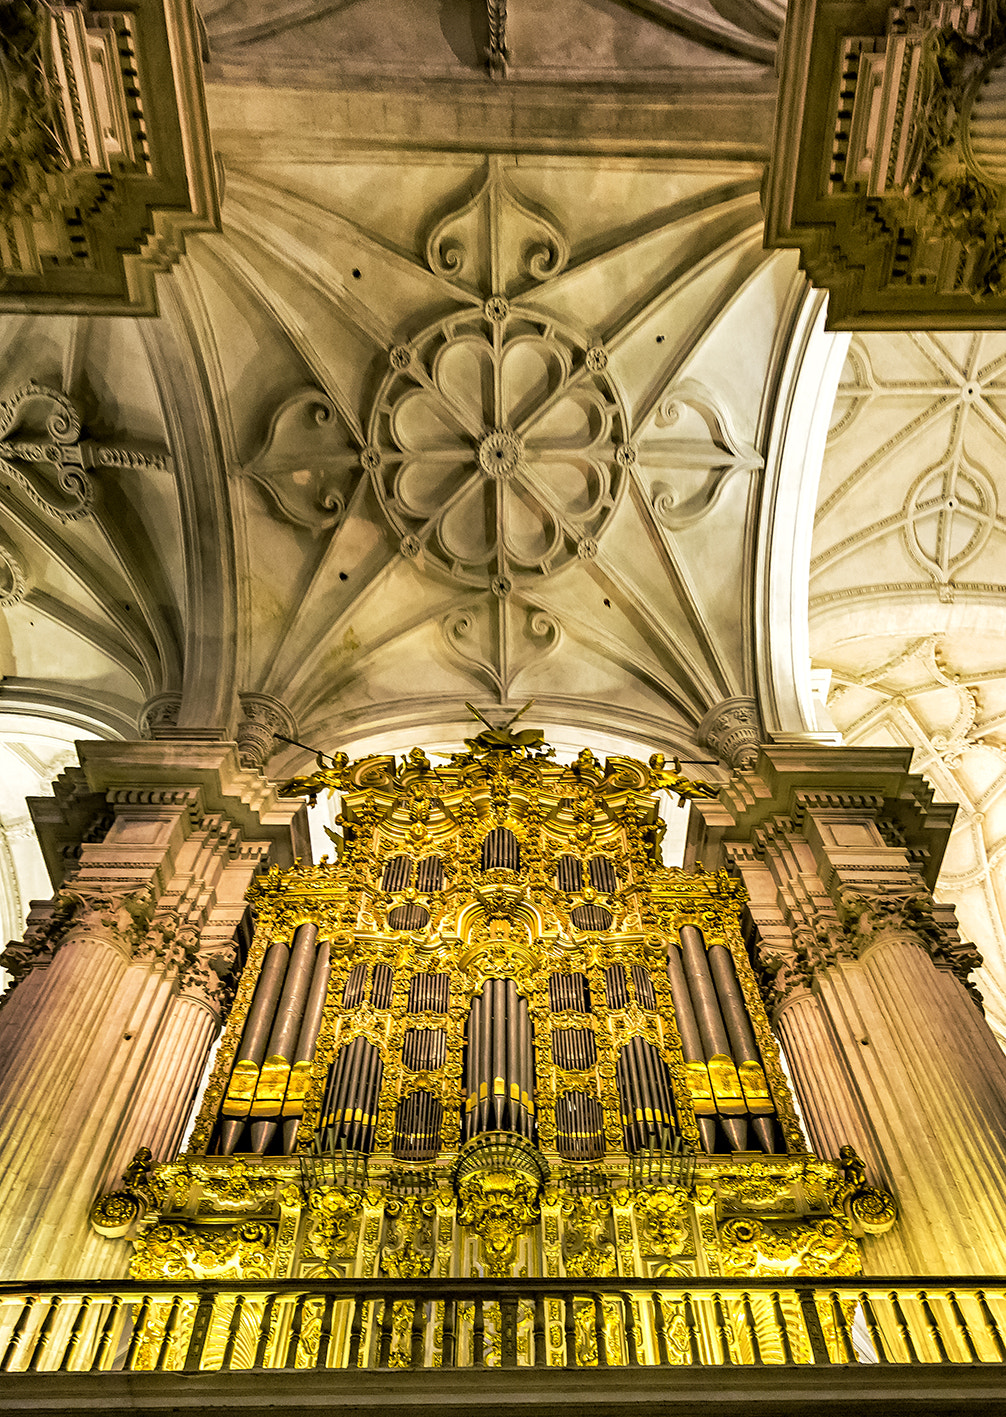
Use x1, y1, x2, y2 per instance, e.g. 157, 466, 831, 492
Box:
647, 752, 718, 801
277, 748, 350, 805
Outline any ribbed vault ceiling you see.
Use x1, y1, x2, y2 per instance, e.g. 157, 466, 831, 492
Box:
5, 0, 1006, 1044
811, 332, 1006, 1044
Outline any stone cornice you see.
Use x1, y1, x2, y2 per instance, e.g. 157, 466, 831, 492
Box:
205, 78, 777, 163
687, 745, 956, 889
27, 740, 309, 887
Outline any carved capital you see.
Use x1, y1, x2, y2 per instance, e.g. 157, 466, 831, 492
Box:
138, 692, 182, 739
60, 882, 157, 949
698, 696, 763, 771
0, 893, 79, 986
236, 693, 298, 770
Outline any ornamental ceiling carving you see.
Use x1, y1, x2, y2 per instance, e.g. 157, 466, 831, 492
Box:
197, 150, 788, 752
811, 330, 1006, 1045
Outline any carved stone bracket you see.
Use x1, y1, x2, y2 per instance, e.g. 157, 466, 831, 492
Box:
138, 693, 183, 739
380, 1195, 436, 1278
237, 693, 298, 771
559, 1194, 617, 1277
698, 696, 763, 771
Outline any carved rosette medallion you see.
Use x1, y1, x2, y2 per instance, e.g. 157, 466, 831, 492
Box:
365, 308, 630, 588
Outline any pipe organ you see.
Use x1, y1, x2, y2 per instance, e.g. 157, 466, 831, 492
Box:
93, 720, 895, 1297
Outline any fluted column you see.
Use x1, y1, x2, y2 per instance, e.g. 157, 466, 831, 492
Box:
0, 740, 306, 1280
688, 744, 1006, 1274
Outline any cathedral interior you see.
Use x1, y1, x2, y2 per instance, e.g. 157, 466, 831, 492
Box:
3, 0, 1006, 1411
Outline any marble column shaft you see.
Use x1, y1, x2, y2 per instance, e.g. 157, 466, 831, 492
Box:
689, 745, 1006, 1275
0, 741, 305, 1280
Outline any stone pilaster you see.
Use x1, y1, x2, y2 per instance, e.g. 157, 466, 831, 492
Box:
688, 745, 1006, 1275
0, 741, 307, 1281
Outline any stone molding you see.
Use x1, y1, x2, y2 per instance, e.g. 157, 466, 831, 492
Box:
765, 0, 1006, 326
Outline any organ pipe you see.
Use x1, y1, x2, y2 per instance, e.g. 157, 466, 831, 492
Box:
464, 978, 534, 1140
320, 1038, 383, 1155
394, 1090, 443, 1159
616, 1038, 677, 1153
218, 935, 301, 1155
556, 1090, 604, 1159
282, 941, 332, 1153
666, 945, 718, 1153
250, 922, 319, 1153
680, 924, 748, 1150
707, 942, 776, 1152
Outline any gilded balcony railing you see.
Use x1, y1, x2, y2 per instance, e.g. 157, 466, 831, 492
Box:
2, 1277, 1005, 1374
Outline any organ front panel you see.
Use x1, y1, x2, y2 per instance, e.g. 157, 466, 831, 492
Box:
97, 720, 887, 1289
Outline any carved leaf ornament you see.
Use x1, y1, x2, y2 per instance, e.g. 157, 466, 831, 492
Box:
0, 381, 168, 523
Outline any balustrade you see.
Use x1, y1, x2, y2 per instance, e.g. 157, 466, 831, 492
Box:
2, 1277, 1005, 1374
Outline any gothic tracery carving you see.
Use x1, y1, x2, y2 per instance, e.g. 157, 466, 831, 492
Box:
366, 308, 629, 588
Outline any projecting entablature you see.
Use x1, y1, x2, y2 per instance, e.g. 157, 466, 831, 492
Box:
765, 0, 1006, 327
0, 0, 218, 315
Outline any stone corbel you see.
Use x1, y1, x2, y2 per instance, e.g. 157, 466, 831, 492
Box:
237, 693, 298, 771
698, 697, 764, 772
831, 1146, 898, 1238
90, 1146, 166, 1240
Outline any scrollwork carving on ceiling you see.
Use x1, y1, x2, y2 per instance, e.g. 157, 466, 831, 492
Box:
425, 156, 569, 298
365, 307, 629, 588
0, 381, 169, 525
0, 534, 28, 607
441, 596, 561, 698
241, 389, 361, 530
642, 380, 762, 531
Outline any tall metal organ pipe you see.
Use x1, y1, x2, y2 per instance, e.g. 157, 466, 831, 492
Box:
666, 945, 718, 1153
616, 1037, 677, 1152
319, 1037, 383, 1154
250, 922, 319, 1152
282, 939, 331, 1153
707, 943, 776, 1153
464, 978, 534, 1139
218, 939, 290, 1155
680, 925, 747, 1151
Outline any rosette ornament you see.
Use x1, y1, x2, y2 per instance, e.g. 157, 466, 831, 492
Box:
365, 310, 630, 588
